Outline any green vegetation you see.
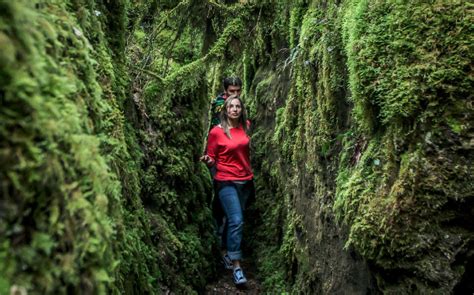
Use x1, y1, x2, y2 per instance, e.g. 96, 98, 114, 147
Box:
1, 0, 472, 294
243, 0, 473, 293
0, 0, 214, 293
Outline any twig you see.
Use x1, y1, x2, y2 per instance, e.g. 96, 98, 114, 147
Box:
131, 66, 164, 81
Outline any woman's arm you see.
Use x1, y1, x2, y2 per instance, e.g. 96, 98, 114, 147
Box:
200, 128, 218, 167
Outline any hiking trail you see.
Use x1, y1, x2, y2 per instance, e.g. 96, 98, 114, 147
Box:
205, 260, 262, 294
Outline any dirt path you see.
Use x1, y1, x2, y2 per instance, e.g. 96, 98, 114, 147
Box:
205, 260, 262, 294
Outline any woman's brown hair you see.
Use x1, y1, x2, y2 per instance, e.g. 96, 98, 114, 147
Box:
220, 95, 248, 139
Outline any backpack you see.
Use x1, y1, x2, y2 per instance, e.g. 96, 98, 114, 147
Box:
209, 93, 227, 130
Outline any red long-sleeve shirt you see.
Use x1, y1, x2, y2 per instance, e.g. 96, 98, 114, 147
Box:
206, 125, 253, 181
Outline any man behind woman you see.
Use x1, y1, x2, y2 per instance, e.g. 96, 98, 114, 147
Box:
201, 90, 254, 286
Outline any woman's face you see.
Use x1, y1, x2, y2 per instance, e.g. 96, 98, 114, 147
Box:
227, 98, 242, 120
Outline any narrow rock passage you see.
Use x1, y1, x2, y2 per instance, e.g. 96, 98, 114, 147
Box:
205, 260, 262, 294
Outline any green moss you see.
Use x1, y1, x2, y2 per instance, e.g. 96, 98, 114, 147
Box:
344, 1, 473, 129
243, 0, 472, 293
446, 117, 463, 135
0, 0, 215, 293
2, 0, 472, 293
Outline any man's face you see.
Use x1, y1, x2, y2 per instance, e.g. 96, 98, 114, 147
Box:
225, 85, 242, 97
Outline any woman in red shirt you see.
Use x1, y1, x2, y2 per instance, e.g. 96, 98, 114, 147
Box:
201, 95, 253, 285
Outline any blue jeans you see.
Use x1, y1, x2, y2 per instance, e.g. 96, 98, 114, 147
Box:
218, 184, 249, 261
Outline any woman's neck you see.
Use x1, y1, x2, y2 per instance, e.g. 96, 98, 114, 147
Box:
228, 118, 239, 128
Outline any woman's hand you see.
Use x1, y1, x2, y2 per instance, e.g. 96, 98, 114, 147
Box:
200, 155, 215, 166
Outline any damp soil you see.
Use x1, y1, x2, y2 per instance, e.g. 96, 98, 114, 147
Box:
204, 260, 262, 294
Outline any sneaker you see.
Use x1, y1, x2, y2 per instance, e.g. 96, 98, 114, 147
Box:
222, 254, 233, 270
233, 267, 247, 285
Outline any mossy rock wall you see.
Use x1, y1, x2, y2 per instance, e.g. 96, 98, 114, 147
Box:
0, 1, 215, 293
1, 0, 473, 294
245, 0, 473, 293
